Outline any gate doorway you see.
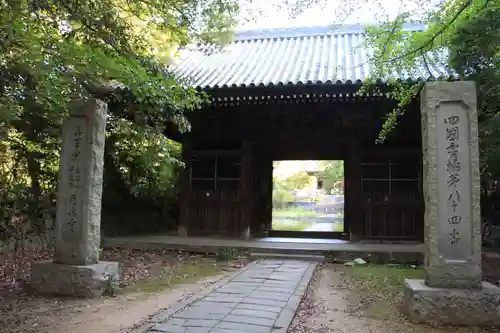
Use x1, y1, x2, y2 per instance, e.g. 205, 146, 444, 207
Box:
269, 160, 345, 239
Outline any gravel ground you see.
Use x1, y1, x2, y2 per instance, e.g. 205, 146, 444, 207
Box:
289, 263, 497, 333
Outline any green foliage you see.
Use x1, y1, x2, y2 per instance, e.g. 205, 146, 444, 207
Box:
447, 2, 500, 182
272, 170, 312, 208
271, 219, 313, 231
107, 119, 183, 199
362, 0, 500, 185
0, 0, 227, 239
318, 160, 344, 194
273, 207, 321, 217
362, 1, 483, 141
0, 0, 321, 242
0, 0, 221, 236
0, 141, 31, 233
272, 183, 295, 209
280, 171, 312, 191
215, 247, 243, 261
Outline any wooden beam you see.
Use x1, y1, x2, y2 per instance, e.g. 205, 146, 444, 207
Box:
361, 147, 422, 156
191, 149, 242, 156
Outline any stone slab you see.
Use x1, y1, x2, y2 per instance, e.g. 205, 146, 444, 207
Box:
403, 279, 500, 326
230, 308, 279, 320
30, 260, 119, 298
135, 260, 317, 333
250, 252, 326, 262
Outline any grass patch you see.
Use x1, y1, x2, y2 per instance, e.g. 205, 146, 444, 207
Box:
272, 219, 313, 231
342, 264, 425, 320
272, 207, 321, 217
272, 220, 343, 232
123, 259, 222, 294
331, 222, 344, 232
215, 247, 245, 261
346, 265, 426, 290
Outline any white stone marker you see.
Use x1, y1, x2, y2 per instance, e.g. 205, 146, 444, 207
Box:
31, 99, 119, 298
404, 81, 500, 326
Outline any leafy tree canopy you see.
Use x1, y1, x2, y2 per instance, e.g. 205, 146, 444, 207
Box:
0, 0, 323, 232
281, 171, 313, 191
318, 161, 344, 194
360, 0, 500, 182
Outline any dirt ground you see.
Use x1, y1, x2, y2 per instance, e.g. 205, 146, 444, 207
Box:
2, 252, 499, 333
289, 263, 497, 333
0, 248, 248, 333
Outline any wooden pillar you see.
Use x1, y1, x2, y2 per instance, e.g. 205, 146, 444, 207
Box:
177, 139, 192, 237
417, 149, 425, 242
260, 154, 273, 236
346, 139, 363, 241
240, 141, 253, 239
250, 148, 273, 237
249, 145, 263, 236
263, 155, 274, 235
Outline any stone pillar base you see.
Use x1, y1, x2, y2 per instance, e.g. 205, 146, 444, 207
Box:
241, 226, 251, 240
403, 279, 500, 326
177, 226, 188, 237
31, 260, 119, 298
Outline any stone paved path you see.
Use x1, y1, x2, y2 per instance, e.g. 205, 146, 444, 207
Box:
142, 259, 317, 333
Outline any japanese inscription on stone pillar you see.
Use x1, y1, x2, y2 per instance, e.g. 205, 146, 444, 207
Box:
54, 99, 107, 266
421, 81, 481, 289
437, 104, 471, 261
65, 125, 84, 234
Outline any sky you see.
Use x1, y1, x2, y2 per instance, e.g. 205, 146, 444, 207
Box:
238, 0, 437, 30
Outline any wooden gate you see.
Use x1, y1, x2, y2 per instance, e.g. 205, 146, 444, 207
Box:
183, 152, 244, 236
361, 154, 423, 240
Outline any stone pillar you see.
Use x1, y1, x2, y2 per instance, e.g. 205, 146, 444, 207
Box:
31, 99, 119, 298
403, 81, 500, 326
53, 99, 106, 265
422, 81, 482, 289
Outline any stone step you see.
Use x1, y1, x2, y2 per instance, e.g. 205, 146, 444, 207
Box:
250, 252, 326, 262
103, 237, 424, 264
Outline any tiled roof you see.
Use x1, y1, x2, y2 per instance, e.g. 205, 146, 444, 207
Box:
172, 24, 451, 89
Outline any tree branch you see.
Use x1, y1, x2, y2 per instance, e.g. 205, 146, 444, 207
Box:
382, 0, 475, 64
378, 2, 405, 61
420, 47, 433, 77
